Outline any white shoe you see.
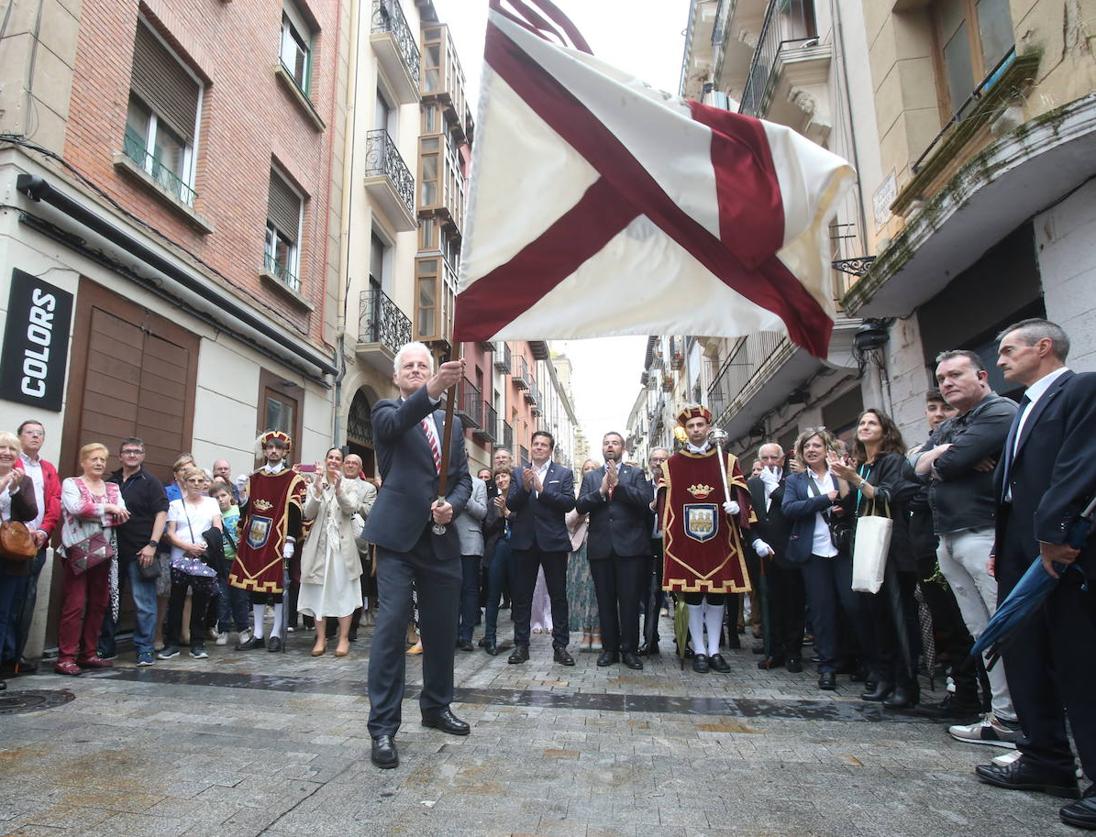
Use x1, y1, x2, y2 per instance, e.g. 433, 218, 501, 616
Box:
949, 713, 1022, 749
208, 627, 220, 641
237, 628, 253, 646
215, 632, 228, 646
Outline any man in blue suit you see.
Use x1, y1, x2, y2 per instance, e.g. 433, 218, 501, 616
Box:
576, 432, 652, 670
506, 430, 576, 665
973, 319, 1096, 828
363, 342, 473, 769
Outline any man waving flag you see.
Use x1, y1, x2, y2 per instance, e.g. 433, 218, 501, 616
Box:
453, 0, 855, 358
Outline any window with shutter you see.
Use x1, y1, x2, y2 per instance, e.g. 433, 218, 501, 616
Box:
265, 170, 304, 292
280, 1, 313, 94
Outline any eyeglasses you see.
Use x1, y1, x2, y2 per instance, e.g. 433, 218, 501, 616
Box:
121, 449, 144, 455
186, 478, 207, 485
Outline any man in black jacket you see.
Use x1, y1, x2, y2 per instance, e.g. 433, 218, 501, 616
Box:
576, 432, 651, 669
746, 443, 802, 672
973, 320, 1096, 827
916, 349, 1020, 748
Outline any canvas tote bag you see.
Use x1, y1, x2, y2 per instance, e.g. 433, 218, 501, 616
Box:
851, 497, 892, 594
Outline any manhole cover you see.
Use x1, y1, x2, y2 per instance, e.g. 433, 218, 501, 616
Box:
0, 689, 75, 715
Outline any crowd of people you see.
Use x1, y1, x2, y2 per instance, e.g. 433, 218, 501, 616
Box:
0, 319, 1092, 830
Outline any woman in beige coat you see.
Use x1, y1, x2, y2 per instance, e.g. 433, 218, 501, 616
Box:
298, 448, 371, 657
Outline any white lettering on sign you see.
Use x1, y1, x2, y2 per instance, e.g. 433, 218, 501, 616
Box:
21, 288, 57, 399
873, 172, 897, 230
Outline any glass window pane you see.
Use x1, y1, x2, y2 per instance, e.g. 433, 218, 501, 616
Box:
266, 395, 293, 434
153, 121, 186, 178
977, 0, 1014, 72
938, 0, 966, 40
943, 21, 975, 114
126, 96, 150, 144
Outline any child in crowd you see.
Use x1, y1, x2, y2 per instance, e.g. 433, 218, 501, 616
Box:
210, 483, 251, 646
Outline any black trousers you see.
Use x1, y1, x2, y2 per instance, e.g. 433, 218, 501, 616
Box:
589, 552, 646, 653
367, 527, 461, 738
768, 558, 806, 660
999, 516, 1096, 778
511, 547, 569, 648
166, 568, 216, 648
642, 538, 664, 643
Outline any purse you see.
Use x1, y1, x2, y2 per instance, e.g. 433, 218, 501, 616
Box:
851, 497, 893, 594
0, 520, 37, 561
806, 475, 853, 552
170, 501, 218, 579
65, 530, 114, 575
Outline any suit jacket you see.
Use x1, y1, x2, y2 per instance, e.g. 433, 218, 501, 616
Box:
454, 476, 488, 556
993, 369, 1096, 581
781, 471, 855, 565
506, 460, 575, 552
362, 385, 472, 558
574, 462, 651, 559
747, 473, 791, 561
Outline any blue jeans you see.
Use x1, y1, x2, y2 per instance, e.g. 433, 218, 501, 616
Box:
483, 541, 513, 644
7, 548, 47, 661
216, 575, 250, 632
99, 559, 159, 657
0, 572, 24, 663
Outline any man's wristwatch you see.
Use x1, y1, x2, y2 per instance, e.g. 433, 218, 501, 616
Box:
148, 539, 159, 548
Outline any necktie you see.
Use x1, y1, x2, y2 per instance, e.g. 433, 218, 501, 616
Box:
421, 418, 441, 474
1001, 394, 1031, 502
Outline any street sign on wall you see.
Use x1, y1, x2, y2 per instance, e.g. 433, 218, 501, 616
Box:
0, 268, 74, 412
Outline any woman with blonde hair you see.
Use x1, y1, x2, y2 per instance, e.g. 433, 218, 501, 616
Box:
0, 431, 38, 689
56, 442, 129, 675
299, 448, 371, 657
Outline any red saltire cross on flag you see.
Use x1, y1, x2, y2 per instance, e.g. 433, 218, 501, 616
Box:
452, 0, 856, 358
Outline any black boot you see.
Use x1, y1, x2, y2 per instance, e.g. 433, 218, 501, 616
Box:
861, 681, 894, 702
884, 681, 920, 709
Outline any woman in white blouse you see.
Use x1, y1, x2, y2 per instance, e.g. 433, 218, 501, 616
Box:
160, 466, 222, 660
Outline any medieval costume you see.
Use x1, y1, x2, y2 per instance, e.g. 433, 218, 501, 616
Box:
660, 405, 754, 673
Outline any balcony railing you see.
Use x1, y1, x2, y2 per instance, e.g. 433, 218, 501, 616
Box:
263, 252, 300, 294
707, 331, 786, 422
474, 402, 498, 443
512, 354, 532, 391
739, 0, 817, 117
358, 287, 411, 354
500, 420, 514, 453
123, 127, 196, 206
365, 129, 415, 219
456, 377, 483, 429
493, 342, 512, 373
519, 444, 529, 466
524, 376, 539, 406
371, 0, 420, 88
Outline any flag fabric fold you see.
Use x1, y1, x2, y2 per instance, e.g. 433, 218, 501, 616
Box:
454, 3, 855, 358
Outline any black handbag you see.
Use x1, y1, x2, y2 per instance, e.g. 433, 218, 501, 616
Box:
806, 475, 852, 552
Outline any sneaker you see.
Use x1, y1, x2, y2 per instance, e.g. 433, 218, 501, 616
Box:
237, 628, 253, 646
208, 628, 220, 641
949, 713, 1022, 749
215, 632, 228, 646
157, 645, 181, 660
190, 645, 209, 659
136, 651, 155, 667
97, 651, 119, 662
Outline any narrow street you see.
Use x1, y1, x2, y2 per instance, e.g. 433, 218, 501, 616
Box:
0, 614, 1069, 836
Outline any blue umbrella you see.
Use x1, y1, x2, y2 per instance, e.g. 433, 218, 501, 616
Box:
972, 493, 1095, 670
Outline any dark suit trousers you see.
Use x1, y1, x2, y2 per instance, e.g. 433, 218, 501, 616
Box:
768, 559, 806, 659
801, 551, 876, 673
367, 527, 461, 738
511, 547, 569, 648
999, 516, 1096, 777
643, 538, 664, 643
589, 552, 646, 653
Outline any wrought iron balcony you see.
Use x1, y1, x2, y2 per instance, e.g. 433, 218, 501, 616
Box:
474, 401, 498, 444
499, 420, 514, 453
456, 376, 483, 429
357, 288, 412, 371
707, 331, 786, 424
512, 354, 532, 391
739, 0, 821, 118
370, 0, 420, 103
493, 342, 512, 373
519, 444, 529, 466
263, 251, 300, 294
122, 127, 197, 207
524, 376, 539, 406
364, 129, 416, 230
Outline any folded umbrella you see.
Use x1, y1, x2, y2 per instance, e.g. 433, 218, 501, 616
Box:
673, 597, 690, 671
971, 493, 1095, 669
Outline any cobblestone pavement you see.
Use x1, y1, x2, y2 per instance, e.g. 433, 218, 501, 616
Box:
0, 614, 1080, 836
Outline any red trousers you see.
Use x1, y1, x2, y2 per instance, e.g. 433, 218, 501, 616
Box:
57, 559, 110, 663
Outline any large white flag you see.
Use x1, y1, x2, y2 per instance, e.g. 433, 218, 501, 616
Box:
454, 1, 855, 357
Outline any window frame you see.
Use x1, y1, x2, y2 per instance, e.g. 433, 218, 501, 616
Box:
265, 168, 305, 294
280, 1, 313, 95
930, 0, 1014, 121
257, 369, 303, 462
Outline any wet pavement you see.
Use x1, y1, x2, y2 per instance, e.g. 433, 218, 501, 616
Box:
0, 613, 1081, 836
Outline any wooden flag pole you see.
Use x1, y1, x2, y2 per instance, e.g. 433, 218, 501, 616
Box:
431, 342, 464, 534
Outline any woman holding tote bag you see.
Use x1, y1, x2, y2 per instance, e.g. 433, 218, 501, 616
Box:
831, 409, 921, 708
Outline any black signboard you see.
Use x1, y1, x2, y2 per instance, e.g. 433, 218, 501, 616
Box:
0, 268, 74, 412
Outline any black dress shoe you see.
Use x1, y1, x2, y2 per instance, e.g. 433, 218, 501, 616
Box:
883, 683, 918, 709
597, 650, 619, 667
708, 653, 731, 673
266, 636, 282, 653
975, 758, 1080, 799
1060, 786, 1096, 829
237, 636, 265, 651
861, 681, 893, 702
484, 641, 498, 656
818, 671, 837, 690
553, 645, 575, 666
922, 693, 982, 720
371, 735, 399, 769
692, 654, 709, 673
422, 708, 470, 736
508, 644, 529, 664
785, 656, 803, 673
757, 656, 785, 670
457, 640, 474, 652
621, 652, 643, 670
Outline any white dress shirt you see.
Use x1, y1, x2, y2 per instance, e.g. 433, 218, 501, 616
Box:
19, 452, 46, 533
808, 469, 838, 558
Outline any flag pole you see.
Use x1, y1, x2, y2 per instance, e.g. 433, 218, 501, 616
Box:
431, 341, 464, 535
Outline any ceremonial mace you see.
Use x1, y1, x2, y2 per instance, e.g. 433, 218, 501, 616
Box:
432, 345, 464, 535
708, 428, 733, 509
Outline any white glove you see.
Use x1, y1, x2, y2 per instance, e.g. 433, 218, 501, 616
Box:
760, 467, 781, 487
722, 500, 740, 516
282, 539, 295, 559
752, 538, 772, 558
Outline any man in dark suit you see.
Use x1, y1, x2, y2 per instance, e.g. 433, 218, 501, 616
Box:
973, 319, 1096, 827
506, 430, 576, 665
363, 342, 473, 770
746, 443, 803, 672
575, 432, 652, 669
